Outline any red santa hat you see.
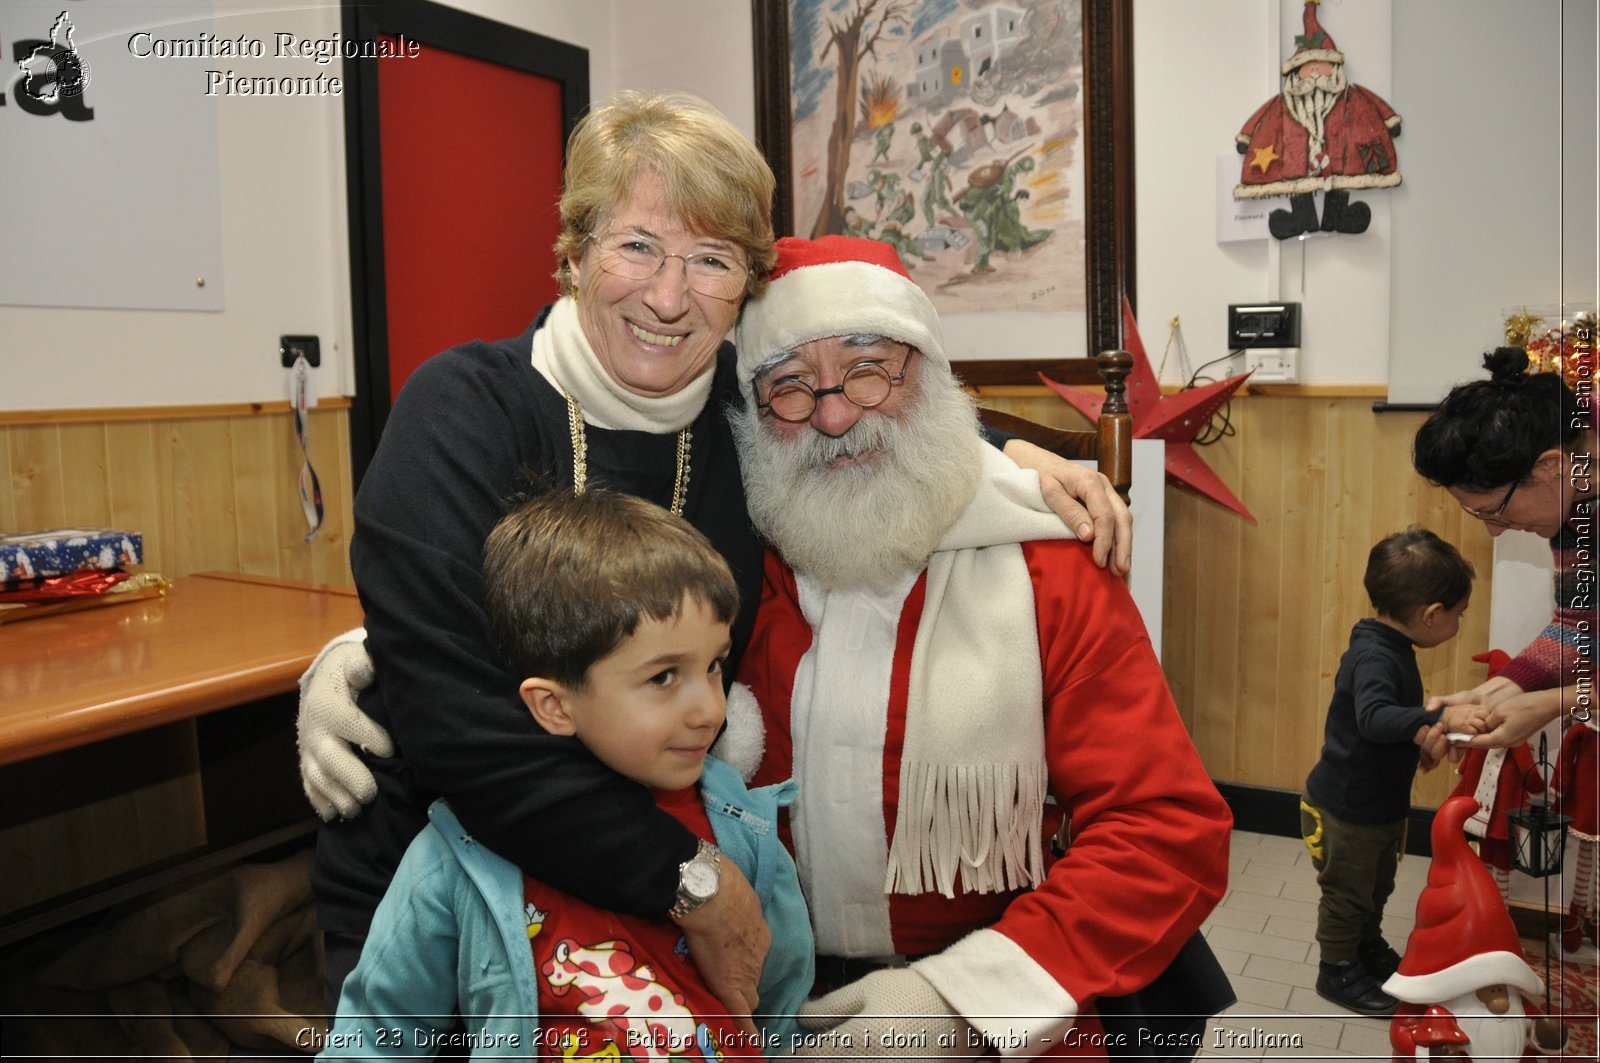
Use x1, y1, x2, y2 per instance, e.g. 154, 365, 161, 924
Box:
735, 235, 946, 393
1383, 795, 1544, 1003
1282, 0, 1345, 74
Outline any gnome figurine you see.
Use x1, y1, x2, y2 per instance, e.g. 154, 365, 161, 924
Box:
1384, 796, 1567, 1060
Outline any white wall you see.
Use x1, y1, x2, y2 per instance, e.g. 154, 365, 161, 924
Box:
1136, 0, 1393, 388
430, 0, 754, 128
7, 0, 1593, 409
1135, 0, 1598, 395
2, 2, 356, 408
0, 0, 754, 413
1390, 0, 1597, 404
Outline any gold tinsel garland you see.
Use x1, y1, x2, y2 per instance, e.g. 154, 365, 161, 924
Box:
1501, 307, 1597, 392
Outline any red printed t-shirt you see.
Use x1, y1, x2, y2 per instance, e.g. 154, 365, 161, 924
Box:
525, 786, 762, 1061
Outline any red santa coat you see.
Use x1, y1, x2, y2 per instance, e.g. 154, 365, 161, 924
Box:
1555, 721, 1599, 838
741, 541, 1232, 1052
1235, 84, 1402, 198
1451, 744, 1543, 871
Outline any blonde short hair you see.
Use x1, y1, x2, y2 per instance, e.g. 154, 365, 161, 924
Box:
554, 91, 777, 298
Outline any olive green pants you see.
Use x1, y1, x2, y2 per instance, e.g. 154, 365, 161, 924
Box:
1299, 795, 1405, 964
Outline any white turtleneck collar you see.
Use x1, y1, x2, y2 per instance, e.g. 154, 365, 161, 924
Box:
531, 297, 716, 433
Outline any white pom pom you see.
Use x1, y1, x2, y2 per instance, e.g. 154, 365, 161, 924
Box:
712, 682, 766, 783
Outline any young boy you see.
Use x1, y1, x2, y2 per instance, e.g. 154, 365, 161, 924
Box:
323, 489, 812, 1060
1300, 527, 1482, 1017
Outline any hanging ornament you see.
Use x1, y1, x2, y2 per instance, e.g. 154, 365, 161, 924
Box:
1042, 299, 1257, 521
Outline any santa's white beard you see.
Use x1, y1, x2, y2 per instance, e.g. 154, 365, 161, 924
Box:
1283, 65, 1346, 169
1441, 989, 1530, 1061
731, 364, 983, 592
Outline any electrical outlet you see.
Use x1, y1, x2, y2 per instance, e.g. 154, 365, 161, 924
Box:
1246, 348, 1299, 383
280, 334, 321, 368
1228, 303, 1301, 349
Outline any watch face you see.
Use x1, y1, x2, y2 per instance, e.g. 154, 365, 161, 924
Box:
682, 858, 718, 901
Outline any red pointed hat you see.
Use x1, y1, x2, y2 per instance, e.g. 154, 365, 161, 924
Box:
1283, 0, 1344, 74
736, 235, 946, 392
1383, 796, 1542, 1003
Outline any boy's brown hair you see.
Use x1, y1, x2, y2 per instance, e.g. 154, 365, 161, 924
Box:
482, 488, 739, 687
1363, 526, 1475, 619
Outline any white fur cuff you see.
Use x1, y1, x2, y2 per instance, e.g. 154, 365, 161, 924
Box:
712, 682, 766, 782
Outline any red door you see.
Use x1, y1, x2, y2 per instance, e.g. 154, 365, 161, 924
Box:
344, 1, 588, 481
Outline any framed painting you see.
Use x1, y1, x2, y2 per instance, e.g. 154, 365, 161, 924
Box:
753, 0, 1134, 385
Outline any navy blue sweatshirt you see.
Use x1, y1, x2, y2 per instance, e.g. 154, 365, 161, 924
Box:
1305, 618, 1441, 824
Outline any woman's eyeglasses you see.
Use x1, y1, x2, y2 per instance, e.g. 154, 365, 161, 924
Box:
587, 232, 748, 301
1459, 477, 1523, 526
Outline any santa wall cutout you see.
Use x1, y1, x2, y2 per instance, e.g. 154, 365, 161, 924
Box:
1234, 0, 1403, 239
1384, 796, 1567, 1060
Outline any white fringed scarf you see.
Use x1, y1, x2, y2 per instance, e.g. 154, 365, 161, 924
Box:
881, 445, 1077, 897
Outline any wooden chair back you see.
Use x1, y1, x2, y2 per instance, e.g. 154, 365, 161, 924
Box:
976, 350, 1134, 502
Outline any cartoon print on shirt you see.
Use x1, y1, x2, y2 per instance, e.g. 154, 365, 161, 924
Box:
541, 936, 700, 1062
525, 902, 548, 939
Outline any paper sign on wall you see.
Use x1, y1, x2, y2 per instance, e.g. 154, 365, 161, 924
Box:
1216, 154, 1272, 243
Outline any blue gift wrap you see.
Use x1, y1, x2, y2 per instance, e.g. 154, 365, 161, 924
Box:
0, 529, 143, 579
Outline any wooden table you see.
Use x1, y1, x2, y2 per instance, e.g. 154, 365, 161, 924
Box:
0, 571, 364, 945
0, 571, 363, 765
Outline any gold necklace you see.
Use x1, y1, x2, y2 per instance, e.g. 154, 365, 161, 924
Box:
563, 391, 691, 516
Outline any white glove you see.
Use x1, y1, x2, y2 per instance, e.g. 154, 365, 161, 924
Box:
789, 967, 982, 1059
296, 629, 392, 821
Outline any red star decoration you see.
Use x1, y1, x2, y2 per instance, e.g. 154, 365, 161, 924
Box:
1041, 299, 1257, 522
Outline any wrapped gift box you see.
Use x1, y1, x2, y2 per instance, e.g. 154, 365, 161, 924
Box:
0, 529, 143, 580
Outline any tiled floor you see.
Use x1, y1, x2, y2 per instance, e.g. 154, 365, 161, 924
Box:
1195, 829, 1437, 1061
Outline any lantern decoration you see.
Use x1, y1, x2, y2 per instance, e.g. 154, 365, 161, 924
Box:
1506, 798, 1571, 879
1506, 733, 1570, 879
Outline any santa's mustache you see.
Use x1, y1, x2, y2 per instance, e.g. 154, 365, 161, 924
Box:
1284, 69, 1345, 96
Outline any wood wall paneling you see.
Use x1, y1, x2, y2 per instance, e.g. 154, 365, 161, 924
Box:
975, 390, 1493, 810
4, 391, 1497, 905
3, 406, 354, 585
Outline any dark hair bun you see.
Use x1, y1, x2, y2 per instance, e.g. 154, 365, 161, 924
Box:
1482, 346, 1530, 382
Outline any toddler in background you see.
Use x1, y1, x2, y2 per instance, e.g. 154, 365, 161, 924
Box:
1300, 527, 1483, 1016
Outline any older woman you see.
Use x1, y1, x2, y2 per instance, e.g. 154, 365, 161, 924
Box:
304, 90, 1131, 1020
1413, 344, 1596, 949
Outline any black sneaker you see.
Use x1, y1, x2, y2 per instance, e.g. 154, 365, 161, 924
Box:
1357, 938, 1402, 982
1316, 960, 1399, 1016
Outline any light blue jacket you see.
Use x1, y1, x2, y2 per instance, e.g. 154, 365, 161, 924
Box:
322, 758, 812, 1060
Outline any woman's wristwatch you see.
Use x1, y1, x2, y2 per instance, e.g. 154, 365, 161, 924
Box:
669, 839, 722, 920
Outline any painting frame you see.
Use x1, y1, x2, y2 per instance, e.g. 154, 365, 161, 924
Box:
752, 0, 1134, 386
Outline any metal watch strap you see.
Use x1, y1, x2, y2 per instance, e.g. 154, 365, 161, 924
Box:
668, 838, 721, 920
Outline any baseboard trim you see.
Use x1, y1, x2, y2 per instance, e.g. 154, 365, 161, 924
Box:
1216, 783, 1437, 858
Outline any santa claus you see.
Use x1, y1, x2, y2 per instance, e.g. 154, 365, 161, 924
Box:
1234, 0, 1403, 238
1384, 796, 1567, 1061
1452, 652, 1546, 902
730, 235, 1235, 1059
